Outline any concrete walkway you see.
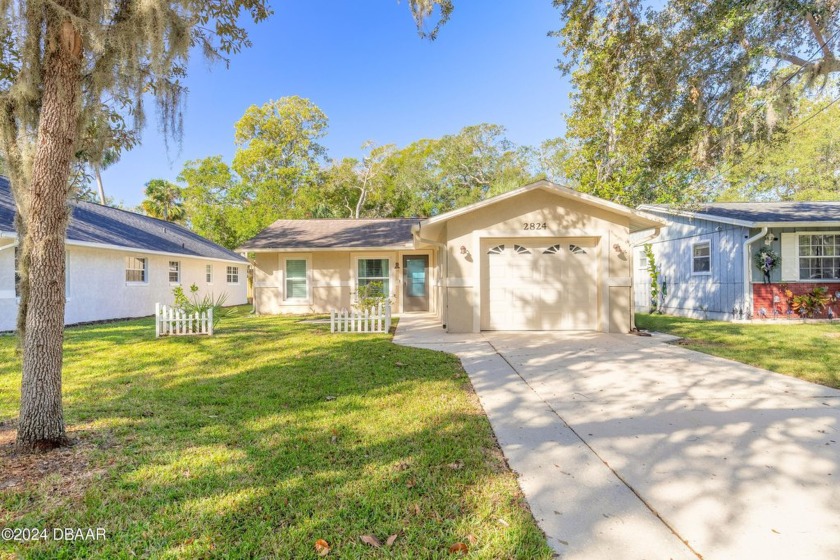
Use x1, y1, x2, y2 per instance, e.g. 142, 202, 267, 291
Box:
394, 314, 840, 560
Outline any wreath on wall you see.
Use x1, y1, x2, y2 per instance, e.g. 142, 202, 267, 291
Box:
754, 247, 780, 273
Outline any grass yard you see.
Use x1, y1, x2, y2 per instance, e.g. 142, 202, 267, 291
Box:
636, 313, 840, 389
0, 307, 551, 559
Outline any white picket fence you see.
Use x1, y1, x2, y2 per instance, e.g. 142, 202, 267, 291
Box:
331, 302, 391, 333
155, 303, 214, 337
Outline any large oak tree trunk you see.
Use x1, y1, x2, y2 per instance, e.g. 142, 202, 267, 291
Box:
15, 19, 83, 452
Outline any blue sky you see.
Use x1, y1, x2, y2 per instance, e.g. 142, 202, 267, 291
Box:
102, 1, 572, 206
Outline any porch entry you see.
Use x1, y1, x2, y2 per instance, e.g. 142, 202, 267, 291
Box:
403, 255, 429, 312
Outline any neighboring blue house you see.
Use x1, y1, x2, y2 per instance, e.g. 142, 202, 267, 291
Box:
632, 202, 840, 321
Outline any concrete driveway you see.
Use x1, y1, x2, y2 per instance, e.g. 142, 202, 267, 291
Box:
395, 315, 840, 560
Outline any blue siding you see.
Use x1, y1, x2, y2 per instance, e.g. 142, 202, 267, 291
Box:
749, 226, 840, 283
634, 214, 840, 321
633, 213, 748, 320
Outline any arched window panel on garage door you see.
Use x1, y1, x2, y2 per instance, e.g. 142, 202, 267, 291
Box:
569, 244, 587, 255
488, 244, 505, 255
543, 244, 561, 254
514, 244, 531, 255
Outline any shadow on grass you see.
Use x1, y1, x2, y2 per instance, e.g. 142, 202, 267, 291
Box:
636, 312, 840, 388
0, 307, 551, 559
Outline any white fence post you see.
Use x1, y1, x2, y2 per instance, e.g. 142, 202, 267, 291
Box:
155, 304, 214, 337
329, 302, 391, 334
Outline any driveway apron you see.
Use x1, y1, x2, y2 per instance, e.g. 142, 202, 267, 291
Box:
394, 314, 840, 560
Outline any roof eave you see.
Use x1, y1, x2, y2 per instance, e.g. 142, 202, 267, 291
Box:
66, 239, 248, 263
638, 205, 756, 228
237, 244, 415, 253
754, 221, 840, 228
421, 180, 666, 230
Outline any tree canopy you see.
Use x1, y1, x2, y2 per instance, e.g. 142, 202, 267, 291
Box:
719, 92, 840, 201
179, 99, 544, 248
552, 0, 840, 205
141, 179, 186, 222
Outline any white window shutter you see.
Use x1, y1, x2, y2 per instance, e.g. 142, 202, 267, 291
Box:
780, 233, 799, 281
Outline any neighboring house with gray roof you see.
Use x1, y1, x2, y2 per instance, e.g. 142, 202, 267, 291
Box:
0, 178, 247, 332
239, 181, 663, 334
632, 201, 840, 321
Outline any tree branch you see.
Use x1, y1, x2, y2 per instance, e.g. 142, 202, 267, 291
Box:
770, 49, 810, 67
806, 13, 834, 60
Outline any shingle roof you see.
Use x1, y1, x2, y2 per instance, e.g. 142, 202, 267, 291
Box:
0, 177, 246, 262
238, 218, 419, 250
643, 201, 840, 225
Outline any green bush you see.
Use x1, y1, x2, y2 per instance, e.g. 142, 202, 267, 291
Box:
354, 281, 391, 312
172, 283, 229, 327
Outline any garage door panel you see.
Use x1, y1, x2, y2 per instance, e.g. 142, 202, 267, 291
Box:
482, 238, 597, 331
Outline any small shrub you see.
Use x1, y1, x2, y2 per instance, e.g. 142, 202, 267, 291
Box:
172, 283, 230, 326
644, 243, 660, 313
354, 281, 391, 312
791, 286, 830, 318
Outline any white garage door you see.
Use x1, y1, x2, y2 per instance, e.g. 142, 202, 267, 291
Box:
480, 238, 597, 330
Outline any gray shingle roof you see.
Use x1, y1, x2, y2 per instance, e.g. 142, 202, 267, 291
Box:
644, 201, 840, 224
0, 177, 246, 262
239, 218, 419, 250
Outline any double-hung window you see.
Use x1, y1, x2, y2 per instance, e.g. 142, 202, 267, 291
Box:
799, 234, 840, 280
357, 258, 389, 297
636, 248, 649, 271
169, 261, 181, 284
226, 266, 240, 284
205, 264, 213, 284
691, 242, 711, 274
125, 257, 148, 283
285, 259, 308, 300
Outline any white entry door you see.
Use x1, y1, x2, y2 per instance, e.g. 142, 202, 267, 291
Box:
480, 238, 598, 330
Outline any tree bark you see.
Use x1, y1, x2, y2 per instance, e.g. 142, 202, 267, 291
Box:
16, 18, 83, 452
94, 164, 106, 204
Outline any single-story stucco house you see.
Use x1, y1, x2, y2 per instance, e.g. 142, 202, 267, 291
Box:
0, 178, 248, 332
632, 201, 840, 320
239, 180, 663, 333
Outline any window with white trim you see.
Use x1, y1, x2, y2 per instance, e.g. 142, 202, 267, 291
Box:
799, 234, 840, 280
226, 266, 240, 284
168, 261, 180, 283
125, 257, 148, 283
637, 248, 649, 271
205, 264, 213, 283
285, 259, 308, 300
357, 258, 389, 297
692, 242, 711, 274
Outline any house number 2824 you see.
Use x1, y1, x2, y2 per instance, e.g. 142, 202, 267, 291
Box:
523, 222, 548, 230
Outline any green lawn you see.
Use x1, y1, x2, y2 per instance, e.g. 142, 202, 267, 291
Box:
636, 313, 840, 389
0, 307, 551, 559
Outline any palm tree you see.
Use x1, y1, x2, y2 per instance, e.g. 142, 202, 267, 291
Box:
141, 179, 186, 222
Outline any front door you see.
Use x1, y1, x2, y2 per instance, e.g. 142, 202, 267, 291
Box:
403, 255, 429, 312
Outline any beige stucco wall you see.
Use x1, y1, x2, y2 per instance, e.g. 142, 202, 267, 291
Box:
0, 242, 248, 332
424, 188, 634, 333
248, 188, 638, 333
253, 249, 436, 315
